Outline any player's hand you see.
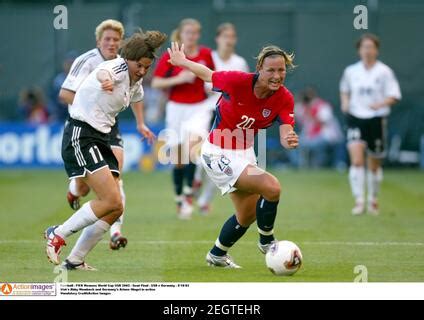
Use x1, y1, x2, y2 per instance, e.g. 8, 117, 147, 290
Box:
167, 42, 187, 67
138, 123, 156, 145
284, 131, 299, 149
178, 70, 196, 84
101, 79, 114, 93
369, 102, 382, 110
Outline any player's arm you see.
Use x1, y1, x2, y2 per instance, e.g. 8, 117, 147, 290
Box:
151, 71, 195, 89
340, 92, 350, 114
279, 124, 299, 149
130, 101, 155, 144
96, 69, 114, 92
59, 88, 75, 105
369, 96, 399, 110
167, 42, 213, 83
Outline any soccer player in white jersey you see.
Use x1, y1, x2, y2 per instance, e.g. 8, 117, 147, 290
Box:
340, 33, 401, 215
44, 30, 166, 270
193, 23, 249, 214
60, 20, 131, 249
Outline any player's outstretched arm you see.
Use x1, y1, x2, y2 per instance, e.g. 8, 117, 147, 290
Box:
280, 124, 299, 149
167, 42, 213, 82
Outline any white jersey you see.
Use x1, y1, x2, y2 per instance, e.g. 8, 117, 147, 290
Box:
70, 57, 144, 133
339, 60, 401, 119
211, 51, 249, 73
62, 48, 107, 93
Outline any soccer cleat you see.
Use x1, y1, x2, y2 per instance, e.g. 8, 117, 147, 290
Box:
61, 259, 97, 271
206, 252, 241, 269
67, 191, 80, 210
199, 204, 211, 216
178, 195, 193, 220
258, 240, 278, 255
44, 226, 66, 265
109, 232, 128, 250
367, 200, 380, 216
351, 201, 365, 216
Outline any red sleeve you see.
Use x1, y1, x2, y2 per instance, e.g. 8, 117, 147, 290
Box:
276, 90, 295, 127
153, 52, 172, 77
211, 71, 248, 94
204, 47, 215, 71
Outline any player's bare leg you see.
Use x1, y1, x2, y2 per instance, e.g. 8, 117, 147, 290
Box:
109, 147, 128, 249
45, 167, 123, 266
367, 155, 382, 215
348, 142, 366, 215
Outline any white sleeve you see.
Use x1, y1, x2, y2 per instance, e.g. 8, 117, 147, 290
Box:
339, 68, 350, 93
61, 58, 93, 92
383, 68, 402, 100
100, 60, 127, 83
131, 85, 144, 103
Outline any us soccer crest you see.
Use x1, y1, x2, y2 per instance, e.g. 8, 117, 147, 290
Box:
262, 109, 271, 118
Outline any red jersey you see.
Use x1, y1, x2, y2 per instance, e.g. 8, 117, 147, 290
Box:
154, 46, 215, 104
209, 71, 295, 150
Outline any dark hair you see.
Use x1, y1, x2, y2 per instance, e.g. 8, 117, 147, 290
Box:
356, 33, 380, 50
120, 30, 167, 61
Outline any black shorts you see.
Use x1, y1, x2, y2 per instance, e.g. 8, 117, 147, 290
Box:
110, 118, 124, 149
62, 118, 120, 178
346, 114, 387, 157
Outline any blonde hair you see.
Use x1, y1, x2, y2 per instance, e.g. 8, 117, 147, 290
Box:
171, 18, 201, 43
120, 30, 167, 61
256, 45, 295, 70
95, 19, 125, 41
216, 22, 236, 37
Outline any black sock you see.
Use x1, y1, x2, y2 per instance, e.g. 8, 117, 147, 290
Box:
184, 163, 196, 189
210, 215, 249, 256
172, 167, 184, 197
256, 196, 279, 245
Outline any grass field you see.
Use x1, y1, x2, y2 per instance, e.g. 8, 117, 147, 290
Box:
0, 169, 423, 282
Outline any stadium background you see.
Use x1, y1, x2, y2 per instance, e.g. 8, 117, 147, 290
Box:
1, 0, 423, 170
0, 0, 423, 283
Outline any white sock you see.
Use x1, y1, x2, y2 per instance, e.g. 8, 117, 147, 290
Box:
198, 178, 217, 207
68, 179, 80, 197
194, 161, 203, 182
349, 166, 365, 203
367, 169, 382, 202
67, 220, 110, 264
55, 202, 99, 239
110, 180, 125, 237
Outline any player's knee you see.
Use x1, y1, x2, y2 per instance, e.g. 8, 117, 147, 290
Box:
76, 180, 90, 196
264, 178, 281, 201
105, 194, 124, 216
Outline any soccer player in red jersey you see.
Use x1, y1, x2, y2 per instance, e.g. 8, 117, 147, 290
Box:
152, 19, 215, 219
167, 42, 299, 268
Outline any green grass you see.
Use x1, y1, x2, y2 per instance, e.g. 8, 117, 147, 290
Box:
0, 169, 423, 282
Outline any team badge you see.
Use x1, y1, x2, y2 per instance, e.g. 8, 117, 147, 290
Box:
262, 109, 271, 118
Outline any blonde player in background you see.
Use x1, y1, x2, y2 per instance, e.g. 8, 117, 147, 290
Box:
340, 33, 401, 215
193, 23, 249, 215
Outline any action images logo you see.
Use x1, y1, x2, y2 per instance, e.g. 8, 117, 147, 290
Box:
0, 283, 56, 296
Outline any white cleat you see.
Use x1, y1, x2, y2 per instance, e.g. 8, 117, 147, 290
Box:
178, 196, 193, 220
44, 226, 66, 265
257, 240, 278, 255
367, 200, 380, 216
206, 252, 241, 269
351, 201, 365, 216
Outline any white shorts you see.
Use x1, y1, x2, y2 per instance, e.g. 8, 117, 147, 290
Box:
200, 140, 257, 195
165, 100, 213, 147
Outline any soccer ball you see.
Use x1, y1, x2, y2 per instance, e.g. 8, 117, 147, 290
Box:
265, 240, 303, 276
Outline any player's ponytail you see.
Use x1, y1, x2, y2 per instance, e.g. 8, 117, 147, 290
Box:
120, 29, 167, 61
